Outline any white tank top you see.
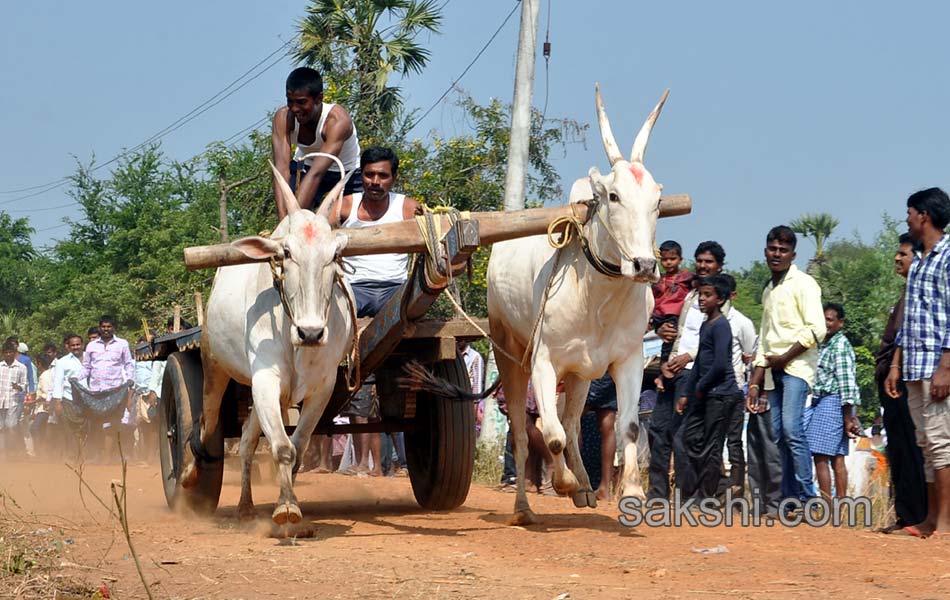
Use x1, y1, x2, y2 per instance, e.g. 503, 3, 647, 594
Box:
291, 103, 360, 172
342, 192, 410, 284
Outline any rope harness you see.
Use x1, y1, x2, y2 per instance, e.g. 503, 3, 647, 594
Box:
268, 252, 361, 393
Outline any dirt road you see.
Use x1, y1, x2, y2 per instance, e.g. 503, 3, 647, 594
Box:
1, 460, 946, 599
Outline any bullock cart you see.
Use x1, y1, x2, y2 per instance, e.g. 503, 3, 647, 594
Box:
136, 195, 690, 515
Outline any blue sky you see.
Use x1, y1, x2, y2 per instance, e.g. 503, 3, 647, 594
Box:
2, 0, 946, 268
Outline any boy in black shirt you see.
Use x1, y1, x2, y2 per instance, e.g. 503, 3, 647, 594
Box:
675, 275, 742, 500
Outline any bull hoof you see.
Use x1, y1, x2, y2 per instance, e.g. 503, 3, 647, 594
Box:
510, 509, 538, 526
272, 502, 302, 525
572, 489, 598, 508
553, 470, 580, 496
620, 484, 646, 502
180, 464, 198, 490
238, 504, 256, 521
547, 439, 564, 455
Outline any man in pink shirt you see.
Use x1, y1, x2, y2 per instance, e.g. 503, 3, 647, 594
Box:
77, 315, 134, 462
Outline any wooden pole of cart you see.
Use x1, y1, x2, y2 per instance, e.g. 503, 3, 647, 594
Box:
182, 195, 691, 271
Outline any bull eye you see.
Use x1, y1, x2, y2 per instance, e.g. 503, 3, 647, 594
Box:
608, 192, 620, 203
283, 245, 292, 260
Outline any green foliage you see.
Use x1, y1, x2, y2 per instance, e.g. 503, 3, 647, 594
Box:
398, 91, 586, 318
727, 260, 770, 327
0, 212, 37, 314
295, 0, 443, 144
790, 212, 840, 269
16, 135, 273, 347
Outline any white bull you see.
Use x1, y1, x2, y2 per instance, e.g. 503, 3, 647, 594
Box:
487, 85, 668, 525
181, 157, 354, 524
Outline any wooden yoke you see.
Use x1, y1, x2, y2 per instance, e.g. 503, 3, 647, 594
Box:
183, 194, 691, 270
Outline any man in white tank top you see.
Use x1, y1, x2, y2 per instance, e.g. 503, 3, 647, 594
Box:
272, 67, 362, 220
330, 146, 421, 318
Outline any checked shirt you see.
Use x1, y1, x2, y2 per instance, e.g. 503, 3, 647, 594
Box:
897, 234, 950, 382
813, 331, 861, 406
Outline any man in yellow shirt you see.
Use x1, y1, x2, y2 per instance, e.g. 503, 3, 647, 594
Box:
747, 226, 826, 508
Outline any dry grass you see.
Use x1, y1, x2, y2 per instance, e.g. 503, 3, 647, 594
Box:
473, 438, 505, 486
0, 492, 99, 600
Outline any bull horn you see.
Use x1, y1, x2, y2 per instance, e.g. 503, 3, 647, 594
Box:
317, 169, 355, 220
630, 89, 670, 164
269, 160, 300, 215
298, 152, 349, 219
595, 83, 624, 167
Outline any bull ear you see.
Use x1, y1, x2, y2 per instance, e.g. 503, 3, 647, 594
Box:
269, 160, 300, 215
630, 89, 670, 164
331, 232, 348, 259
588, 167, 607, 198
231, 235, 283, 260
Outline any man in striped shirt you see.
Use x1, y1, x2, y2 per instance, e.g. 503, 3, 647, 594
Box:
887, 187, 950, 538
1, 340, 28, 456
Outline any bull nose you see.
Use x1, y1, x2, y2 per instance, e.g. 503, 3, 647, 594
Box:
637, 257, 657, 274
297, 326, 326, 346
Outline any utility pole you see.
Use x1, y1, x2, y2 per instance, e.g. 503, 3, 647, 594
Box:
502, 0, 540, 212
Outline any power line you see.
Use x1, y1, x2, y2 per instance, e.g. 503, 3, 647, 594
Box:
0, 38, 293, 198
409, 1, 520, 131
8, 113, 276, 216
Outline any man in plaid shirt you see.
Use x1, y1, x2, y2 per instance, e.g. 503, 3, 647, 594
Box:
1, 340, 28, 456
886, 187, 950, 539
806, 302, 862, 502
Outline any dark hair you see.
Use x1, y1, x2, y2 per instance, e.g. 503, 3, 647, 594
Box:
42, 341, 57, 353
766, 225, 797, 250
36, 354, 51, 371
659, 240, 682, 257
285, 67, 323, 99
2, 340, 16, 353
87, 326, 100, 336
694, 241, 726, 266
99, 315, 115, 327
907, 187, 950, 230
63, 332, 82, 344
823, 302, 845, 320
360, 146, 399, 176
697, 274, 731, 302
719, 273, 737, 295
898, 232, 923, 253
4, 336, 17, 345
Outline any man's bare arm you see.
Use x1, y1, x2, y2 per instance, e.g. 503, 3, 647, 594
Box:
297, 106, 354, 211
403, 197, 423, 219
272, 108, 294, 220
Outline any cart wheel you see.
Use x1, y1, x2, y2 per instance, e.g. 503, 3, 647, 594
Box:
159, 352, 223, 514
405, 354, 475, 510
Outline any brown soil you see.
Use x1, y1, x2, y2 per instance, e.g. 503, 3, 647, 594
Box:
1, 460, 947, 599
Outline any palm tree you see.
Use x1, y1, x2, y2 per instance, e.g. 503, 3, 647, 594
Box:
294, 0, 442, 143
790, 213, 840, 271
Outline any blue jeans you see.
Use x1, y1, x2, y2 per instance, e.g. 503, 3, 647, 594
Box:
770, 369, 815, 501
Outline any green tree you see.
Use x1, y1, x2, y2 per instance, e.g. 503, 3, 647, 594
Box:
0, 212, 36, 314
396, 91, 586, 317
295, 0, 442, 144
790, 212, 840, 271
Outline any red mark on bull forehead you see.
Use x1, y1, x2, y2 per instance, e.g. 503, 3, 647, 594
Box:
302, 222, 319, 243
629, 164, 644, 184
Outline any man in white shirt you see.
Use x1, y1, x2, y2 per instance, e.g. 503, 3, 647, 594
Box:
648, 241, 725, 500
51, 333, 86, 459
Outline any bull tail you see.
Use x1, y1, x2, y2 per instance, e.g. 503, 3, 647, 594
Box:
398, 360, 500, 402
